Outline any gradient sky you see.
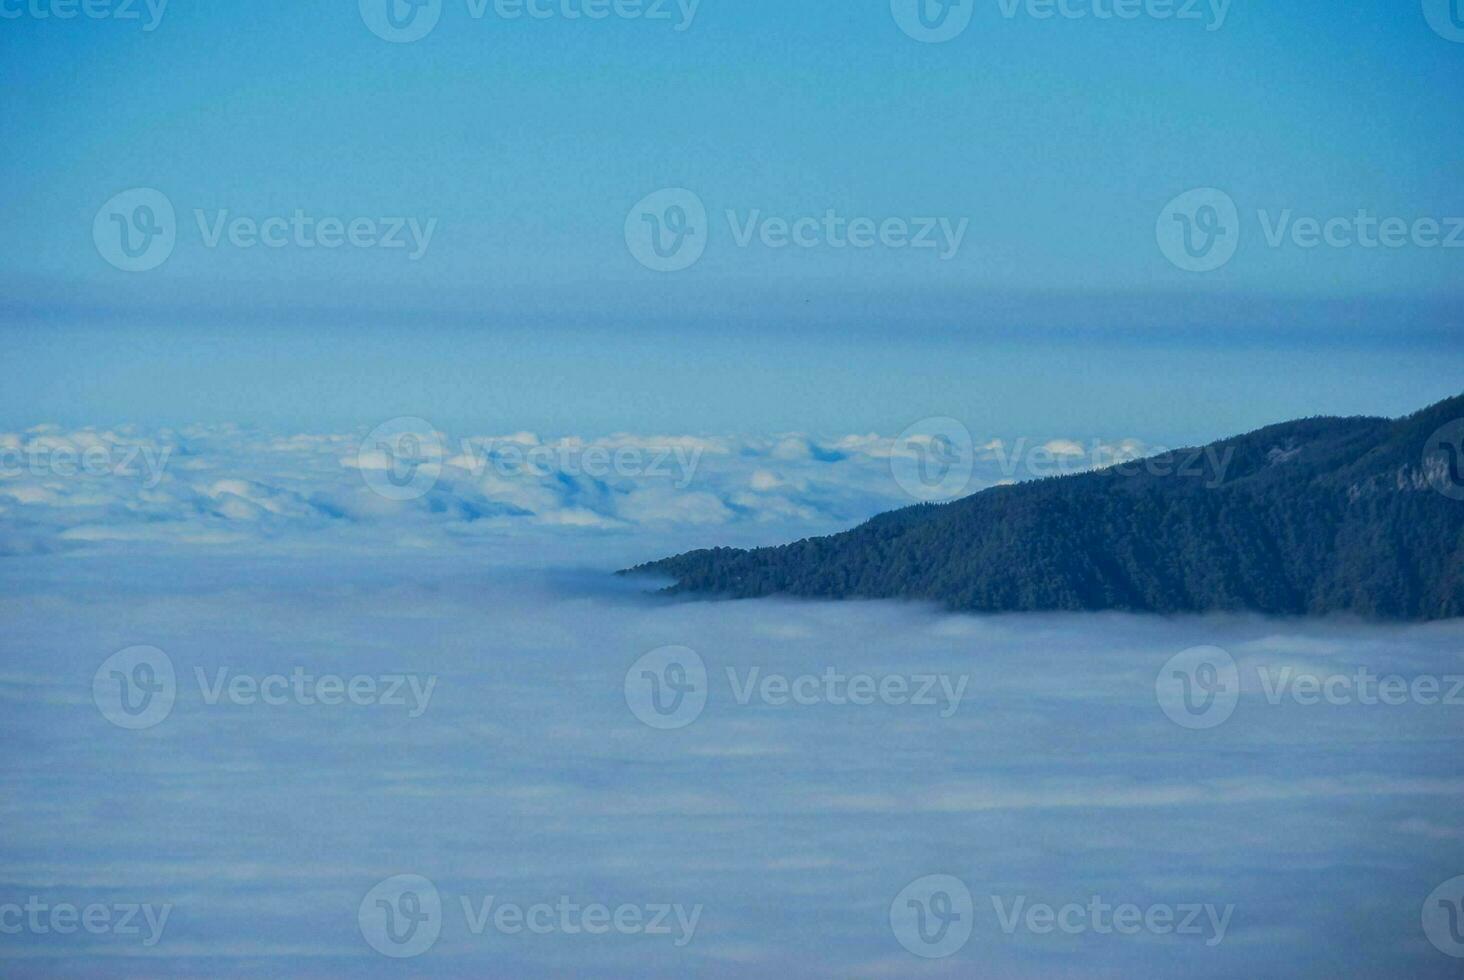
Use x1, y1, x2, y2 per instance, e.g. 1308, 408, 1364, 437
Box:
1, 0, 1462, 437
4, 12, 1464, 975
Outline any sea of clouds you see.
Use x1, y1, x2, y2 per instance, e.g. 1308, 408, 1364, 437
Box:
1, 425, 1462, 977
0, 423, 1151, 559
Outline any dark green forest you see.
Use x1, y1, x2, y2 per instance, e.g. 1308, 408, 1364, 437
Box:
625, 393, 1464, 620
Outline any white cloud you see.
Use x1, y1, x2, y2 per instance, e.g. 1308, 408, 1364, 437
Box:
0, 423, 1158, 554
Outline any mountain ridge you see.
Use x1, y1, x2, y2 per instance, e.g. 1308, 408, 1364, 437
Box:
623, 393, 1464, 620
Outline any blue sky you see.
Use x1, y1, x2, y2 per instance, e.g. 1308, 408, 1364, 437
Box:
4, 10, 1464, 975
1, 0, 1462, 436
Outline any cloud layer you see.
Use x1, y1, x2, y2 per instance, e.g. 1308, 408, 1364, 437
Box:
2, 551, 1462, 977
0, 423, 1155, 557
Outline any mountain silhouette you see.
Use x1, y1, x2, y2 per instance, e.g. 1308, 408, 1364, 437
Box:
625, 393, 1464, 619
